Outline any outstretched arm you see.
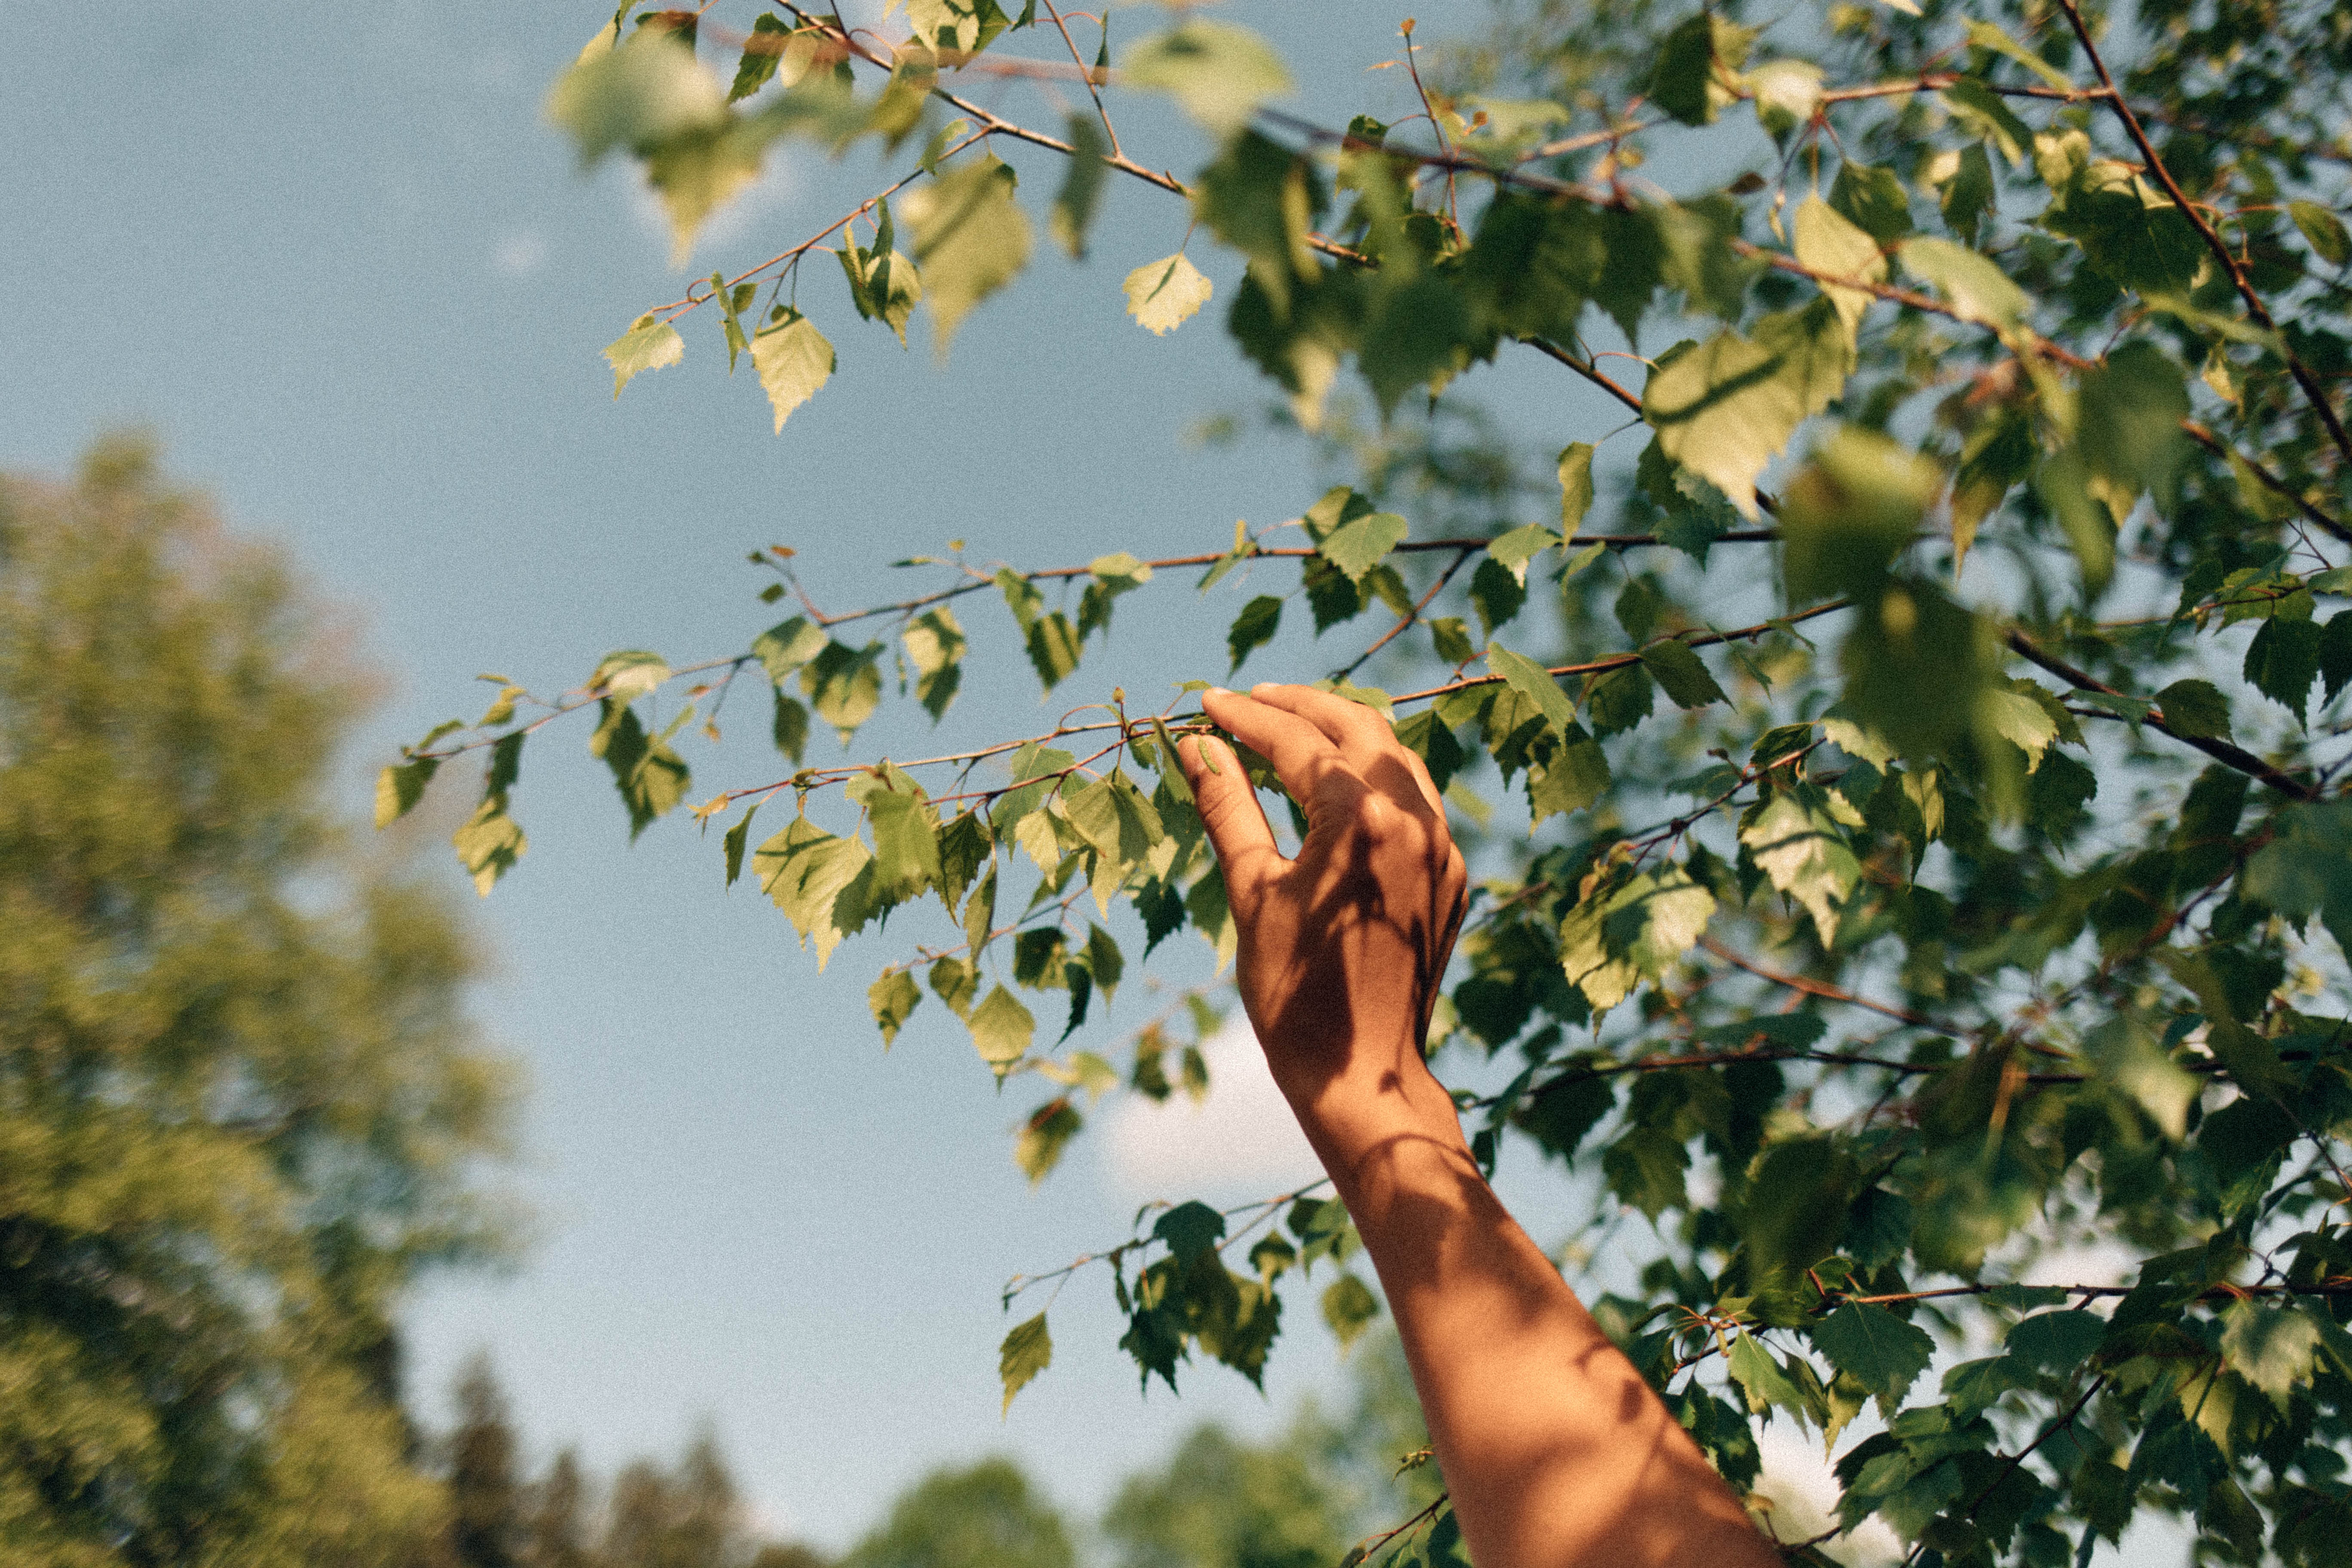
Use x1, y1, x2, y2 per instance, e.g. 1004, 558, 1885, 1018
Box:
1174, 683, 1777, 1568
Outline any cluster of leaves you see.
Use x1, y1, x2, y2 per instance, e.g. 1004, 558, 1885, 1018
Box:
381, 0, 2352, 1560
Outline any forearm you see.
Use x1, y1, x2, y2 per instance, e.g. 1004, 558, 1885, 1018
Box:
1283, 1050, 1778, 1568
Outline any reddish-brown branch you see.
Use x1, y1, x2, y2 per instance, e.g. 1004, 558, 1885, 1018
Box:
2003, 627, 2321, 800
1699, 936, 1959, 1035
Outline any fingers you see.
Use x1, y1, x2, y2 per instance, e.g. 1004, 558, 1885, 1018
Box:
1251, 683, 1446, 821
1174, 730, 1283, 899
1201, 686, 1344, 808
1247, 683, 1394, 757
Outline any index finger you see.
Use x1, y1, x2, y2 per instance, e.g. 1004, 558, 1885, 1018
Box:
1246, 683, 1396, 760
1250, 683, 1444, 821
1200, 686, 1344, 808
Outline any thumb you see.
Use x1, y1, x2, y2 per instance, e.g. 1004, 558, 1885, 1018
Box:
1175, 730, 1284, 906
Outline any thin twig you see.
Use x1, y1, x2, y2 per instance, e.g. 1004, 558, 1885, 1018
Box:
2052, 0, 2352, 468
2003, 627, 2321, 799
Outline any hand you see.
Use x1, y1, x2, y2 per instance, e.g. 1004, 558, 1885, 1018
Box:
1173, 684, 1467, 1118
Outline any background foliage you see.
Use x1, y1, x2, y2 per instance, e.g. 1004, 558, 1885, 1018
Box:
0, 441, 511, 1566
380, 0, 2352, 1562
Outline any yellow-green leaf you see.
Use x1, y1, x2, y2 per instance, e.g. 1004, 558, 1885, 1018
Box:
1000, 1311, 1053, 1413
750, 312, 834, 433
605, 315, 684, 399
1122, 253, 1214, 336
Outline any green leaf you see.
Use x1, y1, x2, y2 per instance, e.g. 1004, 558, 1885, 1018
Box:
839, 242, 922, 346
1122, 253, 1214, 336
1469, 557, 1527, 637
1121, 21, 1291, 136
729, 14, 795, 102
1321, 1273, 1382, 1351
1779, 426, 1942, 600
968, 984, 1035, 1069
901, 154, 1031, 356
2042, 153, 2203, 295
1525, 728, 1610, 825
754, 817, 870, 967
722, 805, 758, 888
999, 1312, 1052, 1413
2220, 1301, 2319, 1410
2079, 340, 2189, 518
1963, 20, 2076, 92
901, 607, 967, 720
451, 793, 526, 896
1739, 793, 1860, 946
1935, 143, 1997, 244
588, 698, 689, 839
1557, 442, 1595, 539
2321, 611, 2352, 702
2291, 200, 2352, 269
1014, 1097, 1082, 1184
1648, 13, 1720, 127
605, 314, 685, 398
1052, 112, 1109, 257
547, 25, 726, 165
2005, 1309, 2105, 1373
1227, 595, 1282, 673
802, 640, 884, 741
1643, 299, 1851, 519
1638, 641, 1728, 709
869, 969, 922, 1045
2153, 678, 2232, 740
854, 766, 942, 903
1317, 509, 1409, 585
1025, 611, 1081, 692
1485, 644, 1576, 739
591, 648, 671, 702
2245, 615, 2322, 721
771, 690, 809, 763
1748, 58, 1822, 143
1898, 237, 2028, 333
1939, 78, 2032, 166
1793, 195, 1885, 351
1155, 1199, 1226, 1260
1828, 162, 1912, 242
1727, 1331, 1808, 1421
376, 756, 439, 828
1810, 1302, 1934, 1403
753, 616, 828, 683
750, 311, 834, 432
1485, 524, 1559, 588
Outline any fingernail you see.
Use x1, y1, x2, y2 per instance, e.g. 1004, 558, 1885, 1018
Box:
1206, 686, 1233, 699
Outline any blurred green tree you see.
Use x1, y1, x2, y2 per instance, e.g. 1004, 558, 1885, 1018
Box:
1102, 1413, 1359, 1568
0, 438, 512, 1567
523, 1449, 595, 1568
601, 1430, 749, 1568
449, 1354, 527, 1568
839, 1459, 1074, 1568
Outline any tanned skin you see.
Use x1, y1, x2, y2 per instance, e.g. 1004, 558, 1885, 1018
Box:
1174, 683, 1781, 1568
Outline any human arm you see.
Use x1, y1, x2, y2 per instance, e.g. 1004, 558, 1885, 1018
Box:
1173, 684, 1779, 1568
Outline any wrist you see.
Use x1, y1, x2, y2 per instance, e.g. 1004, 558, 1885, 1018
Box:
1277, 1038, 1468, 1168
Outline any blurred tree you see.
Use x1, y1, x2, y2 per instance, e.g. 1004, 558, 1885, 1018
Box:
601, 1429, 748, 1568
449, 1354, 526, 1568
839, 1460, 1074, 1568
523, 1449, 594, 1568
1101, 1414, 1358, 1568
745, 1547, 832, 1568
0, 438, 511, 1567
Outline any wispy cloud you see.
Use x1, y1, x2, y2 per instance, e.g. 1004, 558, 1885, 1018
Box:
1100, 1018, 1324, 1205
